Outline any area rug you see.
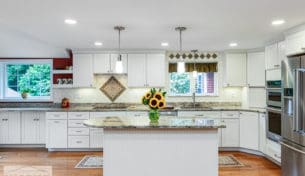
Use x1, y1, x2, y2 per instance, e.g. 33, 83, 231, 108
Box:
75, 156, 103, 169
75, 155, 244, 168
219, 155, 244, 167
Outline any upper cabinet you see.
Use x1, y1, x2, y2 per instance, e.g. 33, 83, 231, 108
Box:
93, 54, 128, 74
224, 53, 247, 87
128, 53, 166, 87
247, 52, 265, 87
265, 43, 280, 70
285, 30, 305, 56
73, 54, 94, 88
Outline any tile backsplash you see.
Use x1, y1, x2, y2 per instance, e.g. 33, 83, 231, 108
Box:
53, 75, 243, 104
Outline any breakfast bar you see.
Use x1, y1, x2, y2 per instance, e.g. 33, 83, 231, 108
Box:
84, 116, 225, 176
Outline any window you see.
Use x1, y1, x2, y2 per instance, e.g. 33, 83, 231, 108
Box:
169, 72, 218, 96
0, 60, 52, 101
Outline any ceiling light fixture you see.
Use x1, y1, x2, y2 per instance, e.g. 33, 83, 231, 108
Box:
64, 19, 77, 25
114, 26, 125, 74
229, 42, 238, 47
272, 19, 286, 26
161, 42, 169, 47
94, 41, 103, 46
175, 26, 187, 73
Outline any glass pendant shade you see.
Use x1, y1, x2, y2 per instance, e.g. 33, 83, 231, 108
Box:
177, 61, 185, 73
115, 56, 123, 73
192, 70, 198, 78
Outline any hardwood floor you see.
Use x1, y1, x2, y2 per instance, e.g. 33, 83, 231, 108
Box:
0, 149, 281, 176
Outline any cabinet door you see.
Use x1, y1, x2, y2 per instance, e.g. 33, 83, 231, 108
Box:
265, 43, 280, 70
127, 54, 146, 87
285, 30, 305, 56
90, 128, 103, 148
259, 113, 266, 153
278, 41, 286, 64
21, 112, 38, 144
0, 112, 21, 144
73, 54, 94, 87
110, 54, 128, 74
93, 54, 111, 74
247, 52, 265, 87
240, 112, 259, 150
46, 120, 67, 148
146, 54, 166, 87
224, 53, 247, 86
221, 119, 240, 147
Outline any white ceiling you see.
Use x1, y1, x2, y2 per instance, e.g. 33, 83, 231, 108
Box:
1, 0, 305, 52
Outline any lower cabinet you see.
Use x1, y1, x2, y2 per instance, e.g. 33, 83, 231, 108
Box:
90, 128, 103, 148
46, 112, 68, 148
0, 112, 21, 144
21, 111, 45, 144
259, 113, 267, 153
221, 119, 240, 147
240, 112, 259, 150
265, 139, 281, 163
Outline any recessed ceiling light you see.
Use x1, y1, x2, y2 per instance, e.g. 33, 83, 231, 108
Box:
65, 19, 77, 25
272, 19, 286, 26
94, 41, 103, 46
229, 43, 238, 47
161, 42, 169, 47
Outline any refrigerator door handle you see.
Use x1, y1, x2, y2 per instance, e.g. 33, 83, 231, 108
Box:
293, 69, 305, 132
280, 141, 305, 155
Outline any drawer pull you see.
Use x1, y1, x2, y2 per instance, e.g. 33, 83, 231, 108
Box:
75, 123, 82, 125
134, 114, 141, 117
75, 131, 82, 133
75, 114, 82, 117
2, 119, 8, 121
54, 114, 60, 117
274, 154, 281, 159
195, 114, 204, 117
54, 121, 60, 124
76, 141, 82, 144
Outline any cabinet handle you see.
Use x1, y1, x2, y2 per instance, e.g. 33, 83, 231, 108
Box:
227, 114, 234, 116
75, 123, 82, 125
54, 114, 60, 117
274, 154, 281, 159
2, 119, 8, 121
54, 121, 60, 123
75, 131, 82, 133
76, 114, 82, 117
76, 141, 82, 144
195, 114, 204, 117
134, 114, 141, 117
274, 64, 280, 67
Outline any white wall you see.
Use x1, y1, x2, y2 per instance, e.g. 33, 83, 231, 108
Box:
0, 26, 68, 58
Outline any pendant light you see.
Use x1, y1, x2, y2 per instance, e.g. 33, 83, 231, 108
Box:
191, 50, 198, 78
175, 26, 187, 73
114, 26, 125, 73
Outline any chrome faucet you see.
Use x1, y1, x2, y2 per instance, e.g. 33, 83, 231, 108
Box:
192, 92, 196, 108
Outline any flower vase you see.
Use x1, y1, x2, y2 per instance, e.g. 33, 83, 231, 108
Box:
149, 109, 159, 122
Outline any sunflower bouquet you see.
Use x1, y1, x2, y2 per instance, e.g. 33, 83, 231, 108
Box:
142, 88, 166, 121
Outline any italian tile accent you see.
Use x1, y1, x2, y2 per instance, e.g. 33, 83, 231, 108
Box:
100, 76, 126, 102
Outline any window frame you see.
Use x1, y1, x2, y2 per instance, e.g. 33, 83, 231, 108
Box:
0, 59, 53, 102
167, 62, 219, 97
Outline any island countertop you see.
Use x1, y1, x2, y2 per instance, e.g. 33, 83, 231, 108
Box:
83, 116, 226, 129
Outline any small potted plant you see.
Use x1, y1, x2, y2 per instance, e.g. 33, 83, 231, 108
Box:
21, 88, 31, 99
142, 88, 166, 122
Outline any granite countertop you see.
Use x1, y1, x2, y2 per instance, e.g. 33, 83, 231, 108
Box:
0, 106, 266, 113
83, 116, 226, 129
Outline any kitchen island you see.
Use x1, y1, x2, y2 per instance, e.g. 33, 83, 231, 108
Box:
84, 116, 225, 176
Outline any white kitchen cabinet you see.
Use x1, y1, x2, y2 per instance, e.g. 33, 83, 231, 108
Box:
21, 111, 45, 144
93, 54, 128, 74
128, 53, 166, 87
265, 43, 280, 70
248, 88, 266, 108
247, 52, 265, 87
89, 111, 126, 148
266, 139, 281, 163
259, 113, 267, 153
0, 112, 21, 144
46, 112, 67, 148
224, 53, 247, 87
285, 30, 305, 56
266, 69, 281, 81
221, 118, 240, 147
239, 111, 259, 150
73, 54, 94, 87
278, 41, 287, 63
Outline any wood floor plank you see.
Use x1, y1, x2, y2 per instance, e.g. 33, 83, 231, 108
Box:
0, 149, 281, 176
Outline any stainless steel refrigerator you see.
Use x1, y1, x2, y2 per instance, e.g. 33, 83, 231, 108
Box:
281, 54, 305, 176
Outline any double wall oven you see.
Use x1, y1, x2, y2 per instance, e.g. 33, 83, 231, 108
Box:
266, 80, 282, 142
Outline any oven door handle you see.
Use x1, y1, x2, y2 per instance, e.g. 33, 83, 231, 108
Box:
266, 107, 282, 113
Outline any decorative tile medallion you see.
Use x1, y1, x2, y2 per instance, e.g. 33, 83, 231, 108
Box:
100, 76, 126, 102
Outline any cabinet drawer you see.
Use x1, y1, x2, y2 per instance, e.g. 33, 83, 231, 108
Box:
68, 136, 89, 148
266, 144, 281, 163
46, 112, 67, 120
68, 120, 87, 127
68, 112, 89, 120
239, 111, 258, 118
178, 111, 220, 118
221, 111, 239, 119
68, 128, 89, 135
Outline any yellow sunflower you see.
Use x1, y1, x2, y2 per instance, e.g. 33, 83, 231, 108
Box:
158, 99, 166, 109
149, 98, 159, 109
153, 92, 163, 100
145, 92, 152, 99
